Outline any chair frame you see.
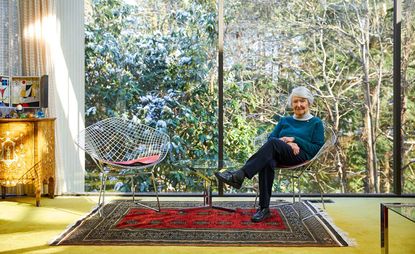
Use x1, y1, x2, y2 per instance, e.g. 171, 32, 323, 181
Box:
253, 124, 337, 215
76, 117, 170, 215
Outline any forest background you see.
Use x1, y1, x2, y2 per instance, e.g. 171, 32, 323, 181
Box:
84, 0, 415, 194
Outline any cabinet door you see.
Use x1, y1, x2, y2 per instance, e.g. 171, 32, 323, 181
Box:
0, 122, 35, 185
35, 120, 55, 184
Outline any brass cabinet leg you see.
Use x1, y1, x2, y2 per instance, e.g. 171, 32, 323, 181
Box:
35, 189, 41, 207
1, 186, 6, 199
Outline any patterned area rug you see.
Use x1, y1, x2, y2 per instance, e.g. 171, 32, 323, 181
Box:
50, 200, 350, 246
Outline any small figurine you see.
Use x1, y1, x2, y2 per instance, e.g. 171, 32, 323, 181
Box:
16, 104, 23, 113
36, 109, 45, 118
15, 104, 24, 118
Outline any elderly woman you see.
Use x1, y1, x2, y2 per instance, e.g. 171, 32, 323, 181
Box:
215, 86, 325, 222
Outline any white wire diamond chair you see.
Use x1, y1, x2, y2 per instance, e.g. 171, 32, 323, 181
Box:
76, 117, 170, 213
252, 124, 336, 211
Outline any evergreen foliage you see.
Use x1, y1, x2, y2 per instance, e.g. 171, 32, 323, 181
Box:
85, 0, 415, 194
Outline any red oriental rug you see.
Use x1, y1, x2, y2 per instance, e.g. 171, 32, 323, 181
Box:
50, 200, 352, 246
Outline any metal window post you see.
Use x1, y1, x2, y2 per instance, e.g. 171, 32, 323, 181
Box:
393, 0, 402, 195
218, 0, 224, 196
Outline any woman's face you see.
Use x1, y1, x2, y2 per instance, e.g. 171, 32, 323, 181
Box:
291, 96, 310, 117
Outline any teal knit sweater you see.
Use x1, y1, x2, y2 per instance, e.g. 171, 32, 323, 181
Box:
269, 116, 325, 159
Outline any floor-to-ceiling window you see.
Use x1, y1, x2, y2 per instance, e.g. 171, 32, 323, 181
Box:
83, 0, 415, 195
84, 0, 218, 193
222, 0, 414, 194
402, 0, 415, 194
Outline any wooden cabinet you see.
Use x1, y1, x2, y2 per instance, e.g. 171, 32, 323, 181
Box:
0, 118, 55, 206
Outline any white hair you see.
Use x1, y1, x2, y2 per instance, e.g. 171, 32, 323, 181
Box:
288, 86, 314, 107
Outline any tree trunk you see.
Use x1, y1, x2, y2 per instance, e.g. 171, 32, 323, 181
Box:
361, 0, 378, 193
382, 151, 392, 193
361, 44, 377, 193
336, 144, 348, 193
363, 110, 376, 193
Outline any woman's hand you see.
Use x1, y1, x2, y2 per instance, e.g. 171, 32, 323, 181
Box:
280, 136, 295, 143
287, 142, 300, 155
279, 136, 299, 154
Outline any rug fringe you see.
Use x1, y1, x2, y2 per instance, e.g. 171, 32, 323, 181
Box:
305, 201, 357, 247
48, 204, 100, 245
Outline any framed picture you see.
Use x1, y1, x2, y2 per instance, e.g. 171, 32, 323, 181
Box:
0, 75, 47, 109
0, 76, 11, 107
10, 76, 41, 108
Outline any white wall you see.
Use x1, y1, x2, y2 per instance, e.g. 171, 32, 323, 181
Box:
47, 0, 85, 193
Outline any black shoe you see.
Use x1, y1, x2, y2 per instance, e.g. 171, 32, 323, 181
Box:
251, 208, 271, 222
214, 170, 244, 189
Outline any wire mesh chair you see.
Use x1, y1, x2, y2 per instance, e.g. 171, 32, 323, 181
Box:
76, 117, 170, 214
252, 124, 336, 211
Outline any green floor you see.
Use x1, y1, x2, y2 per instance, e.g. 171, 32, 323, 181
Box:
0, 196, 414, 254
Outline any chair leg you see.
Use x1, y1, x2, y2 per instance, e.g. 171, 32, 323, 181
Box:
130, 171, 161, 212
97, 173, 108, 217
98, 173, 107, 206
291, 176, 295, 203
269, 175, 294, 209
296, 176, 304, 219
98, 172, 104, 206
102, 175, 107, 205
151, 171, 161, 212
94, 160, 109, 217
315, 173, 326, 209
320, 190, 325, 209
300, 173, 326, 221
252, 176, 259, 209
254, 190, 259, 209
131, 176, 135, 202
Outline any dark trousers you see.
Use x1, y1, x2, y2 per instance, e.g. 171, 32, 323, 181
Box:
241, 138, 308, 208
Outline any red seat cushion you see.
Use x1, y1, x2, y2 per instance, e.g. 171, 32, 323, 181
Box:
110, 155, 161, 165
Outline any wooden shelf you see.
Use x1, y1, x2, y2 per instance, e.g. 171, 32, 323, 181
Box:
0, 118, 56, 122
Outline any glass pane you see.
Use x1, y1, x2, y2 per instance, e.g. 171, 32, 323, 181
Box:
84, 0, 217, 193
402, 0, 415, 194
385, 203, 415, 223
224, 0, 394, 194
